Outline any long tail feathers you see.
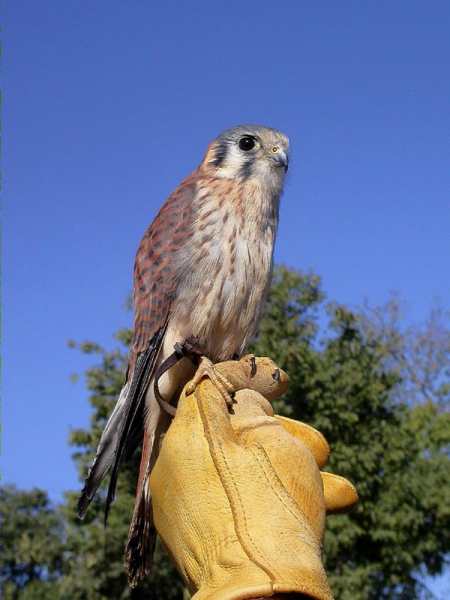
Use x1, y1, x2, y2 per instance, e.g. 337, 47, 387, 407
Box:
77, 381, 132, 519
125, 403, 172, 586
125, 480, 157, 587
77, 326, 166, 522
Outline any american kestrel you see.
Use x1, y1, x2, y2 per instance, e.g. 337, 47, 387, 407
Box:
77, 125, 289, 584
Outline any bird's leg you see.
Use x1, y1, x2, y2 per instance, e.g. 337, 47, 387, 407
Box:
156, 338, 236, 411
153, 338, 207, 415
153, 344, 188, 416
185, 356, 236, 411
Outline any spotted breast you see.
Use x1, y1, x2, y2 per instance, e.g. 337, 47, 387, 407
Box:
173, 174, 279, 361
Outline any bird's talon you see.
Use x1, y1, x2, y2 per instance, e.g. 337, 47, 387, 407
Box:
187, 357, 235, 409
226, 390, 236, 406
249, 355, 257, 378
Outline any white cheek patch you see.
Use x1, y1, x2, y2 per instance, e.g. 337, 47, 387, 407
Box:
216, 145, 245, 179
215, 145, 277, 185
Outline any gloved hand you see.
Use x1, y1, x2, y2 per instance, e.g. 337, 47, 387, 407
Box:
149, 356, 358, 600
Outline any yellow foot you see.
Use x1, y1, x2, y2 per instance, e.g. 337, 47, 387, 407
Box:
185, 357, 235, 409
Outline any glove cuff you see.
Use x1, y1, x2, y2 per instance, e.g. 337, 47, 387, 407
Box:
191, 544, 333, 600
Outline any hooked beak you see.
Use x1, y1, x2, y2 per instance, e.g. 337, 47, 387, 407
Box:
273, 150, 289, 172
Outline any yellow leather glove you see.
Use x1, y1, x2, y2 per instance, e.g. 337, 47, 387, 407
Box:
149, 356, 358, 600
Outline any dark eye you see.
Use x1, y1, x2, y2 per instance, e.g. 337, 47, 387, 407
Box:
239, 136, 256, 151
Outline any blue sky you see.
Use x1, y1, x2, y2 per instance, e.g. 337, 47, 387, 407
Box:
3, 2, 450, 590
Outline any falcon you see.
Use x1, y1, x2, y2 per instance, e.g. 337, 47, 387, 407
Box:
77, 124, 289, 584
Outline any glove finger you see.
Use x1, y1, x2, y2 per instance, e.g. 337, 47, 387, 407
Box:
196, 379, 238, 444
232, 388, 274, 418
216, 356, 289, 401
275, 416, 330, 468
321, 472, 358, 513
192, 359, 288, 445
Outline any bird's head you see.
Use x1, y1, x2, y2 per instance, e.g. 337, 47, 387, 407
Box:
202, 125, 289, 190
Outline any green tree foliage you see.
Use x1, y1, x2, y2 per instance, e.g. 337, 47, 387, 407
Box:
0, 486, 65, 600
252, 268, 450, 599
1, 267, 449, 599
